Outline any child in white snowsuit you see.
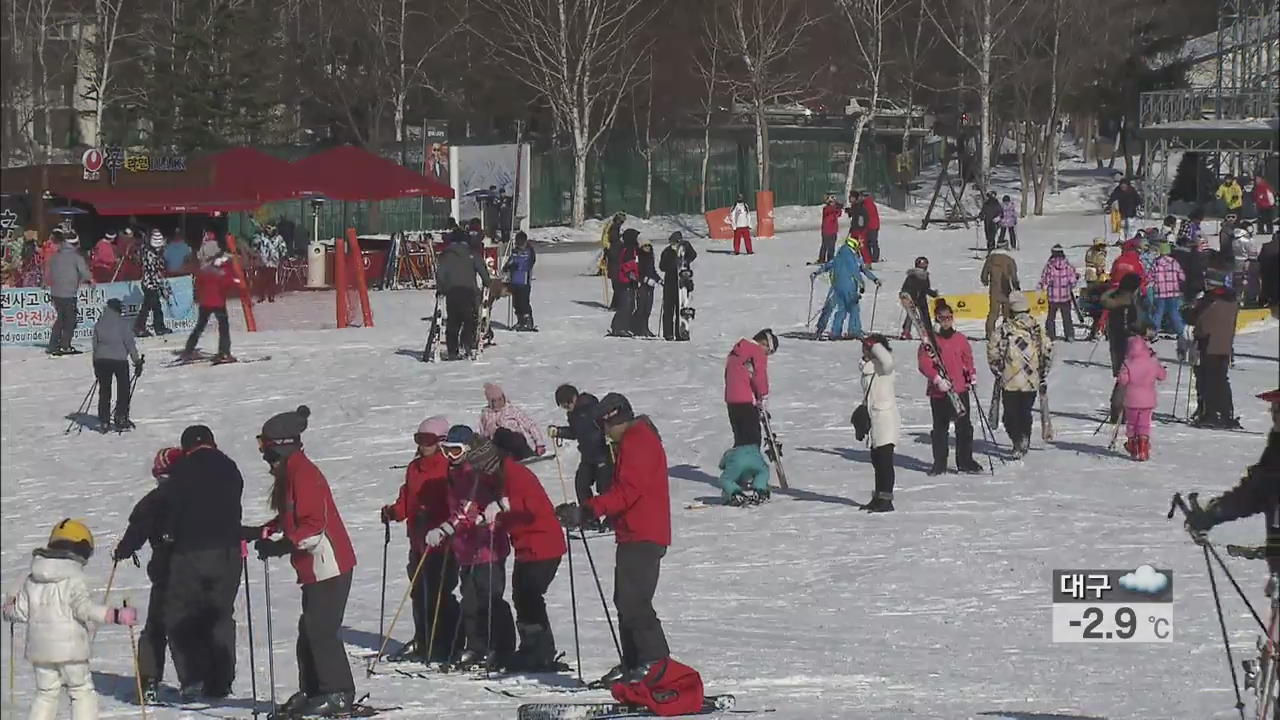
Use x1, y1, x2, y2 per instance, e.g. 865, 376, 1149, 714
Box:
3, 519, 138, 720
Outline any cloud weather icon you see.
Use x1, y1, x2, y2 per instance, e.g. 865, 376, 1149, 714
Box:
1118, 565, 1169, 594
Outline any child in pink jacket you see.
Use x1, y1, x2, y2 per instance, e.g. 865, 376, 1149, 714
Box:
1116, 335, 1167, 461
479, 382, 546, 460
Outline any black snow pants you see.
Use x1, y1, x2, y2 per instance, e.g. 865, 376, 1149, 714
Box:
929, 392, 976, 469
727, 403, 762, 448
165, 546, 241, 691
297, 572, 355, 695
445, 287, 478, 357
1001, 389, 1038, 446
459, 561, 516, 655
409, 549, 461, 660
614, 542, 669, 669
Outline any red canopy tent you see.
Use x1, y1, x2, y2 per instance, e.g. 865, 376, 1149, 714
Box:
285, 145, 455, 201
207, 147, 298, 204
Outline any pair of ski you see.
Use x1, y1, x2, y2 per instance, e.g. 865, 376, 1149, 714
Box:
164, 352, 271, 368
517, 693, 748, 720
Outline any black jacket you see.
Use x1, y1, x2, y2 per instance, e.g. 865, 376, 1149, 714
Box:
1172, 248, 1206, 301
980, 197, 1001, 224
658, 242, 696, 287
553, 393, 610, 467
117, 486, 172, 582
1208, 432, 1280, 573
436, 240, 491, 292
1107, 185, 1141, 218
162, 447, 244, 553
638, 248, 660, 286
900, 268, 937, 303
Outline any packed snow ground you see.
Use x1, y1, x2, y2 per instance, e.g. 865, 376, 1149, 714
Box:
2, 173, 1277, 719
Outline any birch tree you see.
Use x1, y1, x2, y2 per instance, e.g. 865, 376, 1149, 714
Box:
631, 54, 669, 218
693, 20, 721, 214
76, 0, 134, 146
710, 0, 820, 193
835, 0, 903, 197
475, 0, 657, 227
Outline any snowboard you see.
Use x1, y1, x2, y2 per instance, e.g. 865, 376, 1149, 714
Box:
676, 244, 694, 341
759, 408, 789, 489
900, 292, 966, 417
1035, 330, 1053, 441
422, 291, 443, 362
517, 694, 736, 720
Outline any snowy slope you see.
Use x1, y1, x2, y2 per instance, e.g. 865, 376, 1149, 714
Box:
2, 198, 1276, 720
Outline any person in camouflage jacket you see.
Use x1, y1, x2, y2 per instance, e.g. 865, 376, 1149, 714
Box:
135, 230, 172, 337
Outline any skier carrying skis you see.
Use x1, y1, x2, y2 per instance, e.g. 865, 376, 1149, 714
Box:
550, 384, 613, 515
1105, 178, 1142, 237
730, 194, 753, 255
436, 230, 492, 360
811, 234, 881, 339
424, 426, 516, 671
479, 382, 547, 460
818, 194, 842, 264
1116, 335, 1166, 461
600, 212, 624, 279
135, 230, 172, 337
987, 291, 1052, 457
471, 438, 567, 671
632, 239, 661, 337
724, 329, 776, 449
380, 416, 460, 663
899, 256, 938, 339
1037, 244, 1079, 342
2, 520, 139, 720
980, 237, 1019, 338
658, 232, 696, 341
503, 231, 537, 331
609, 230, 641, 337
92, 298, 143, 431
181, 253, 240, 363
251, 406, 358, 716
858, 334, 900, 512
919, 301, 984, 474
112, 447, 183, 703
1190, 275, 1240, 429
554, 393, 680, 689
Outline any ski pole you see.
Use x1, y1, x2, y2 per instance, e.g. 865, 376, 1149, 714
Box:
8, 621, 14, 706
805, 275, 816, 329
102, 560, 119, 606
65, 380, 99, 435
968, 390, 999, 474
1205, 544, 1247, 720
263, 558, 276, 715
124, 599, 146, 719
425, 549, 453, 667
868, 285, 880, 332
370, 541, 432, 674
485, 528, 495, 680
1171, 354, 1184, 420
577, 530, 623, 666
241, 551, 259, 718
552, 446, 584, 685
379, 520, 390, 643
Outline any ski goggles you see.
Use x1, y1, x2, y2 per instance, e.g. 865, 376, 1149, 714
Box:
936, 311, 955, 322
414, 432, 442, 447
440, 442, 469, 460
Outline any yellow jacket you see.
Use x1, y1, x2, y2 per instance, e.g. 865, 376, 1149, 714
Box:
1216, 181, 1243, 210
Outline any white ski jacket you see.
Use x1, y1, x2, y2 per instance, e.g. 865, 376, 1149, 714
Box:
859, 343, 900, 448
730, 203, 752, 230
3, 550, 110, 664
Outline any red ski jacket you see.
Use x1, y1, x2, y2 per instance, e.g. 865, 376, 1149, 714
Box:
821, 204, 842, 235
585, 419, 671, 547
194, 262, 240, 309
917, 329, 975, 398
266, 451, 357, 585
386, 451, 451, 555
1109, 249, 1147, 291
499, 457, 567, 563
862, 197, 881, 231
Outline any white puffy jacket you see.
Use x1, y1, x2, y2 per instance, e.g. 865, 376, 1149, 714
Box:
859, 342, 900, 448
730, 203, 752, 230
3, 550, 110, 664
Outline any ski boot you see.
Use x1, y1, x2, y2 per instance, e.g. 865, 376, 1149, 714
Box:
1124, 437, 1138, 459
300, 691, 354, 718
155, 326, 173, 335
388, 638, 424, 663
1219, 416, 1243, 430
451, 649, 487, 671
957, 459, 984, 474
726, 492, 750, 507
1137, 436, 1151, 461
211, 352, 237, 365
589, 663, 628, 689
139, 678, 160, 705
114, 416, 136, 431
863, 493, 895, 513
271, 691, 309, 719
178, 349, 201, 362
927, 463, 948, 476
746, 488, 771, 505
135, 328, 153, 338
178, 684, 202, 703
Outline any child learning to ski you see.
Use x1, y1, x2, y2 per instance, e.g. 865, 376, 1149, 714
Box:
1116, 334, 1167, 461
479, 382, 546, 460
4, 520, 139, 720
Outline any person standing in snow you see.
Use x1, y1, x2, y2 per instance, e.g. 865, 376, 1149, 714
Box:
479, 382, 546, 460
554, 393, 676, 688
135, 230, 172, 337
899, 256, 938, 339
113, 447, 183, 703
550, 384, 613, 512
1108, 237, 1146, 292
919, 301, 983, 475
609, 230, 641, 337
470, 438, 567, 671
182, 253, 240, 363
1149, 243, 1186, 337
858, 334, 899, 512
730, 194, 753, 255
818, 194, 842, 264
632, 239, 661, 337
3, 520, 139, 720
1084, 237, 1109, 285
1116, 335, 1166, 461
980, 191, 1002, 251
1216, 176, 1244, 216
504, 231, 537, 331
980, 237, 1019, 338
92, 298, 143, 431
723, 329, 778, 449
164, 233, 193, 274
997, 195, 1018, 250
255, 225, 285, 303
861, 191, 882, 262
45, 232, 91, 356
1105, 178, 1142, 237
380, 416, 460, 663
251, 406, 358, 716
600, 212, 625, 279
424, 426, 516, 671
1190, 277, 1240, 429
658, 232, 696, 341
811, 235, 881, 339
1038, 244, 1079, 341
987, 291, 1052, 457
90, 232, 117, 282
436, 230, 492, 360
1252, 173, 1276, 234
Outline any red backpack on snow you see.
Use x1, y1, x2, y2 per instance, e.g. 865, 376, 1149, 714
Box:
611, 657, 705, 717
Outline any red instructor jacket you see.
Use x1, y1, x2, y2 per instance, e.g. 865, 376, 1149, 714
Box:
267, 451, 357, 585
386, 452, 451, 555
585, 419, 671, 547
499, 457, 567, 562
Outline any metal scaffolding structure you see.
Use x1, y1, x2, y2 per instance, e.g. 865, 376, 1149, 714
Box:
1138, 0, 1278, 217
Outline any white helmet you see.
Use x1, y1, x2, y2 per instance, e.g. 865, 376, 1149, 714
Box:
149, 229, 165, 249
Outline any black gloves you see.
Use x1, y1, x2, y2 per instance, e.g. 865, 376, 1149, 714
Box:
240, 524, 266, 541
1184, 496, 1220, 533
111, 545, 136, 563
555, 503, 590, 529
255, 537, 292, 560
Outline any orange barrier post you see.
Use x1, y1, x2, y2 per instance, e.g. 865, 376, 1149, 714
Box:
334, 233, 349, 329
755, 190, 775, 238
703, 207, 734, 240
346, 228, 375, 327
224, 234, 258, 332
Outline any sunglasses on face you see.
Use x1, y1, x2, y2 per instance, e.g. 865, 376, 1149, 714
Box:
937, 314, 955, 323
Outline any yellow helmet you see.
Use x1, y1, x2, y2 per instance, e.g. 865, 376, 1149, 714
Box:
48, 518, 94, 560
845, 234, 861, 250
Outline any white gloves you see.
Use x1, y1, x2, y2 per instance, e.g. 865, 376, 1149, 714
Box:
483, 498, 511, 526
425, 523, 454, 548
932, 376, 952, 393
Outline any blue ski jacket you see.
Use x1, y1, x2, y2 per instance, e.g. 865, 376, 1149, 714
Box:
816, 243, 878, 300
505, 244, 536, 286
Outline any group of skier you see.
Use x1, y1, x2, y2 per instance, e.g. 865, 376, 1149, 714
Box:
600, 218, 697, 341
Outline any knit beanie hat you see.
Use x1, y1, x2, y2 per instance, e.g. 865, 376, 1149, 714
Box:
180, 424, 216, 451
483, 383, 505, 404
1008, 290, 1030, 313
259, 405, 311, 458
465, 436, 505, 474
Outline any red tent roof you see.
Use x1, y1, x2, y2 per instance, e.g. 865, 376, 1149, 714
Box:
208, 147, 298, 203
285, 145, 454, 201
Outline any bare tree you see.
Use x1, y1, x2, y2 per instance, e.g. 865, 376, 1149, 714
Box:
383, 0, 461, 144
893, 0, 940, 173
630, 54, 669, 218
924, 0, 1028, 192
693, 19, 721, 214
835, 0, 904, 197
710, 0, 821, 192
75, 0, 134, 146
475, 0, 657, 227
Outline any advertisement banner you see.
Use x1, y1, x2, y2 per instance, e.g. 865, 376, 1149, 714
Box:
1, 276, 197, 346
